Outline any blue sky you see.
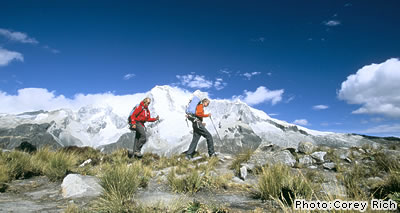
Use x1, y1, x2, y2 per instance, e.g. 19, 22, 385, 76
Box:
0, 0, 400, 137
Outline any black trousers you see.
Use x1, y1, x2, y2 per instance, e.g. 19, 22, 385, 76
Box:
186, 121, 214, 156
133, 122, 146, 153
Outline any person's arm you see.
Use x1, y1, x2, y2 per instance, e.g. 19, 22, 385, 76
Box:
195, 104, 210, 117
147, 110, 159, 122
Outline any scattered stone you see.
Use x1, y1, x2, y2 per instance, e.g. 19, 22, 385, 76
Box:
61, 174, 103, 198
308, 166, 317, 169
323, 162, 336, 170
299, 155, 313, 166
352, 150, 362, 158
232, 177, 245, 183
298, 142, 314, 154
240, 166, 247, 180
248, 150, 296, 167
311, 151, 326, 163
241, 163, 255, 171
79, 159, 92, 167
224, 155, 233, 160
345, 157, 352, 163
190, 156, 203, 161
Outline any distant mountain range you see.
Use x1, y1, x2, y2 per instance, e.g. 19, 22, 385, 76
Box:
0, 85, 398, 154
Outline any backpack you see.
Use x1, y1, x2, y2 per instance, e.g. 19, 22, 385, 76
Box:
127, 104, 143, 130
185, 96, 201, 122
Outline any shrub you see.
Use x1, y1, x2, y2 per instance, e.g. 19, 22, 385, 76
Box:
339, 164, 370, 200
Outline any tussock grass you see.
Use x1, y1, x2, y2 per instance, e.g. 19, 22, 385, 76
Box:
229, 149, 253, 176
91, 161, 152, 212
102, 148, 131, 164
31, 147, 78, 181
60, 146, 103, 165
373, 151, 400, 172
373, 170, 400, 201
167, 168, 203, 194
255, 164, 313, 205
339, 164, 370, 200
2, 150, 35, 180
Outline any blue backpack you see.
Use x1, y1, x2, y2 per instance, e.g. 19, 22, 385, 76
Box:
186, 96, 201, 122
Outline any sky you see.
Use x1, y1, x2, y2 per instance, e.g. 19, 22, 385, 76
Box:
0, 0, 400, 137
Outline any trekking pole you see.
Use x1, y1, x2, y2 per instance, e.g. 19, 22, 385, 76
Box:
210, 115, 222, 141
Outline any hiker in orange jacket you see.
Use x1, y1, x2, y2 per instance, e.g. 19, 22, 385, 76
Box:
130, 97, 159, 158
185, 98, 215, 159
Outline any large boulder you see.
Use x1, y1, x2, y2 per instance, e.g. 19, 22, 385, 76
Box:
298, 141, 314, 154
61, 174, 103, 198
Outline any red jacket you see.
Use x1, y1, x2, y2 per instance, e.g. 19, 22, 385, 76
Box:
131, 101, 157, 126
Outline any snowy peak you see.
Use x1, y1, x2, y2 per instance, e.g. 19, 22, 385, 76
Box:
0, 85, 384, 154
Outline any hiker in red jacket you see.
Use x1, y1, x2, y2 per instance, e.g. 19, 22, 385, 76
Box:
130, 97, 159, 158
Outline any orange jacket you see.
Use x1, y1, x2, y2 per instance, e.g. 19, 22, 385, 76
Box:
195, 104, 209, 120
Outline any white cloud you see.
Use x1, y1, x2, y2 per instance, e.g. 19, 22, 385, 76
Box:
242, 72, 261, 80
234, 86, 284, 106
219, 69, 232, 76
0, 48, 23, 66
176, 74, 213, 89
214, 78, 227, 90
359, 124, 400, 135
293, 119, 309, 126
324, 20, 341, 27
313, 105, 329, 110
123, 73, 136, 80
338, 58, 400, 118
0, 28, 38, 44
0, 88, 146, 116
43, 45, 60, 54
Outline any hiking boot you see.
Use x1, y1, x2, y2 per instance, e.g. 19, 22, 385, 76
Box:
209, 152, 219, 158
133, 152, 143, 158
185, 155, 193, 160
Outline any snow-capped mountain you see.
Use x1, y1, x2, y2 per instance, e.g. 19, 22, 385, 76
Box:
0, 85, 385, 155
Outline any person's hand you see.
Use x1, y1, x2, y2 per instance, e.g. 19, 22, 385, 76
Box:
202, 122, 206, 126
156, 115, 160, 120
208, 113, 212, 117
132, 124, 136, 129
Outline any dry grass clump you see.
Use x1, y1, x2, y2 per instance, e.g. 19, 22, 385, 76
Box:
229, 149, 253, 176
31, 147, 78, 181
255, 164, 313, 205
91, 161, 152, 212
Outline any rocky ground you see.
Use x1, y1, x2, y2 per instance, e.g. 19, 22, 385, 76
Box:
0, 140, 399, 212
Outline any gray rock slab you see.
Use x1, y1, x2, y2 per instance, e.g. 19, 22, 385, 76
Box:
61, 174, 103, 198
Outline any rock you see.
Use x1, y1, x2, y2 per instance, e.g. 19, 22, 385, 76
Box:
351, 150, 362, 158
224, 155, 233, 160
321, 183, 346, 197
335, 148, 351, 160
299, 155, 313, 166
311, 151, 326, 163
79, 159, 92, 167
15, 141, 37, 153
308, 166, 317, 169
240, 166, 247, 180
232, 177, 245, 183
61, 174, 102, 198
240, 163, 255, 171
248, 150, 296, 167
323, 162, 336, 170
298, 142, 314, 154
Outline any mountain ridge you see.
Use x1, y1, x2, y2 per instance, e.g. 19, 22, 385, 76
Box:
0, 85, 398, 154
